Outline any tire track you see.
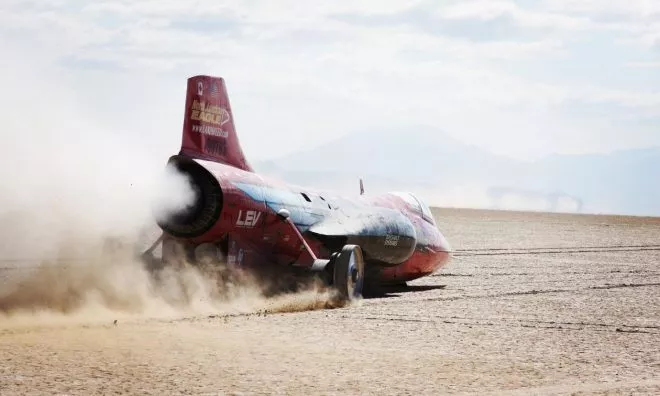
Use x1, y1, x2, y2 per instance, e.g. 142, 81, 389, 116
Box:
456, 244, 660, 252
343, 313, 660, 334
435, 269, 660, 277
367, 282, 660, 307
454, 245, 660, 257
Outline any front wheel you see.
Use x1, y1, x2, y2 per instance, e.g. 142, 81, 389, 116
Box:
333, 244, 365, 301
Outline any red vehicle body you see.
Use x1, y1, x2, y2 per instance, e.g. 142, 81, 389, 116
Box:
150, 75, 452, 300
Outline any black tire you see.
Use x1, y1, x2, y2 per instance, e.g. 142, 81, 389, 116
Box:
333, 244, 365, 301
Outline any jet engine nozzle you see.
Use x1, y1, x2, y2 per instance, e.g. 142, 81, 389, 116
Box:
156, 156, 223, 239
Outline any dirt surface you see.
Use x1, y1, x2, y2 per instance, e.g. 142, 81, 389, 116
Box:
1, 208, 659, 395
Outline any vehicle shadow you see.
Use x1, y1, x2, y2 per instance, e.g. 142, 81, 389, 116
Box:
362, 283, 447, 299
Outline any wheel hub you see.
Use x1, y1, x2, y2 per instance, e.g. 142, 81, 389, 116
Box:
347, 253, 359, 295
351, 266, 359, 283
332, 244, 365, 301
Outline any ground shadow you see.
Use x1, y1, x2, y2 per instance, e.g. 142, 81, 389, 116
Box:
362, 283, 447, 299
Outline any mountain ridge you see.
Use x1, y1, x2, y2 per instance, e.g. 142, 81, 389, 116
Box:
252, 128, 660, 216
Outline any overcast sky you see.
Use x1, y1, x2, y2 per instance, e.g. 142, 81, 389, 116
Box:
1, 0, 659, 162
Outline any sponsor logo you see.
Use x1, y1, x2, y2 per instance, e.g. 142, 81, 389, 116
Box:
384, 235, 399, 247
191, 99, 231, 126
236, 210, 261, 228
192, 124, 228, 138
205, 137, 226, 156
197, 81, 203, 95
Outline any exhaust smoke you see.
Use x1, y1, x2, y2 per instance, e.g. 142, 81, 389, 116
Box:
155, 157, 224, 239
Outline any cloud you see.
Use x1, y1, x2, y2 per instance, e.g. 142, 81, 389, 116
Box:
540, 0, 660, 49
436, 0, 593, 31
0, 0, 658, 163
542, 0, 660, 20
625, 61, 660, 68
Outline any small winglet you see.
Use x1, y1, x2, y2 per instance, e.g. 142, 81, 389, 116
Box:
359, 178, 364, 195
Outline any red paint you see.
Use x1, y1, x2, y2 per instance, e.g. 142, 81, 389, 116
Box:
180, 76, 252, 171
379, 250, 451, 283
162, 75, 452, 284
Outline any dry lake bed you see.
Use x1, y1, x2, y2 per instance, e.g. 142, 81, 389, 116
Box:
1, 208, 659, 395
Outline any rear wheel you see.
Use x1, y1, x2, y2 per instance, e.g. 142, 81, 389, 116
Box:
162, 237, 195, 266
194, 243, 223, 265
333, 244, 365, 301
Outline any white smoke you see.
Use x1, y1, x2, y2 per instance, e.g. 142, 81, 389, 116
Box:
0, 46, 195, 260
150, 163, 199, 225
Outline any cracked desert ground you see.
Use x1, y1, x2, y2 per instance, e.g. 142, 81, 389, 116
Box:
1, 208, 659, 395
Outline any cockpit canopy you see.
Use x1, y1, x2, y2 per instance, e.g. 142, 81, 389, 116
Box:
389, 192, 436, 225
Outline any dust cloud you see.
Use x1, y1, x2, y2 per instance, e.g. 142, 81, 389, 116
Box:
418, 184, 583, 213
0, 47, 338, 326
0, 245, 342, 326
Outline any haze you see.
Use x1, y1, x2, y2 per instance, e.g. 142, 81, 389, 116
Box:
1, 0, 659, 216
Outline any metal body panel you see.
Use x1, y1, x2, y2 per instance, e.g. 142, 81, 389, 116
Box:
161, 155, 451, 283
156, 75, 452, 284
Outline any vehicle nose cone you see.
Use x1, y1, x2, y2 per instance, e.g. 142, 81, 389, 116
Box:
437, 231, 451, 253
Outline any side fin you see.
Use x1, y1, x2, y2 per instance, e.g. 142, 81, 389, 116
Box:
179, 75, 253, 172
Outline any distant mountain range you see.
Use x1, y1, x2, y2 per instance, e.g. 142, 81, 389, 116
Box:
252, 127, 660, 217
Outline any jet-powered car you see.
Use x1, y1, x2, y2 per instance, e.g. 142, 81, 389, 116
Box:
142, 75, 452, 301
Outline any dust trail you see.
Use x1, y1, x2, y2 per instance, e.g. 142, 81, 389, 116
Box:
0, 44, 339, 326
0, 238, 345, 327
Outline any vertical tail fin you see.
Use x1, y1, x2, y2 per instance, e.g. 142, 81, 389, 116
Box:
179, 75, 253, 172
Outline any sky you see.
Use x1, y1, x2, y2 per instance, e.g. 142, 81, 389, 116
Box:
1, 0, 659, 163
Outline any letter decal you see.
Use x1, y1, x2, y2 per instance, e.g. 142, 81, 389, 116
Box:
236, 210, 262, 228
384, 235, 399, 247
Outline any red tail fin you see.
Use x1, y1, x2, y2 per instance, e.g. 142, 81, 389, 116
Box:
179, 75, 253, 171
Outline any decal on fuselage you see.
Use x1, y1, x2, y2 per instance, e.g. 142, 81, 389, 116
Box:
236, 210, 262, 228
192, 124, 229, 138
384, 234, 400, 247
206, 137, 226, 156
191, 99, 231, 126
